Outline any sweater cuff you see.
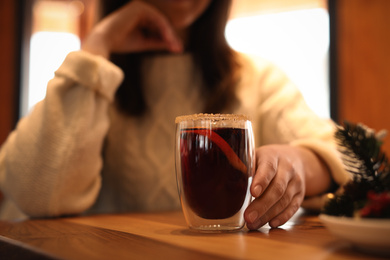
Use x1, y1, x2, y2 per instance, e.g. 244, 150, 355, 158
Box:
54, 51, 124, 102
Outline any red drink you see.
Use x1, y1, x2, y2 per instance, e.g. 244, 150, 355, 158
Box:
180, 127, 250, 219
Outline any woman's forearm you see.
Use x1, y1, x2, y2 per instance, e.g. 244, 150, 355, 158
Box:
297, 146, 332, 197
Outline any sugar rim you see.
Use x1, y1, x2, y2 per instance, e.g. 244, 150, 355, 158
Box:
175, 113, 251, 123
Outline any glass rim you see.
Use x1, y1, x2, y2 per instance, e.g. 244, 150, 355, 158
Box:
175, 113, 251, 124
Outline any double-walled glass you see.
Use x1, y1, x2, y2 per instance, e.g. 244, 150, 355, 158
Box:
175, 114, 255, 232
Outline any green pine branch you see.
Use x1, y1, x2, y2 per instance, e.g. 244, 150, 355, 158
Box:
322, 121, 390, 217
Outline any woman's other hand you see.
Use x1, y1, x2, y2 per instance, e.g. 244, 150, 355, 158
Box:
244, 144, 331, 230
82, 1, 183, 58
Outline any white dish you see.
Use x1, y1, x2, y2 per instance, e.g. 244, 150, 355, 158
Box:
320, 214, 390, 256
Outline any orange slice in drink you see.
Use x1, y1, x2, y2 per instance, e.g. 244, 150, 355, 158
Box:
182, 129, 247, 175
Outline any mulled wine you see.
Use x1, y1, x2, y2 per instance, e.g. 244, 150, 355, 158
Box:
180, 127, 250, 219
175, 114, 254, 231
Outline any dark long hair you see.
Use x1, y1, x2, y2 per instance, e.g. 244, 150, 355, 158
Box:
100, 0, 241, 116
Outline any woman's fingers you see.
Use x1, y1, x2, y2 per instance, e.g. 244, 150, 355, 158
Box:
250, 147, 278, 198
245, 180, 303, 230
245, 145, 306, 230
245, 174, 290, 229
133, 4, 182, 53
268, 193, 302, 228
82, 1, 182, 57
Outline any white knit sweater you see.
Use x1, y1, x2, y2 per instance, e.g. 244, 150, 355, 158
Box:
0, 51, 350, 220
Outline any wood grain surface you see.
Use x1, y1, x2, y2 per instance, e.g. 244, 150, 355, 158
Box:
0, 210, 387, 260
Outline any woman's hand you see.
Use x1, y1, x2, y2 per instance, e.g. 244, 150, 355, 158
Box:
82, 1, 183, 58
244, 144, 331, 230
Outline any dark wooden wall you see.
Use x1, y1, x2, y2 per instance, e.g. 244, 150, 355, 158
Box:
334, 0, 390, 154
0, 0, 18, 145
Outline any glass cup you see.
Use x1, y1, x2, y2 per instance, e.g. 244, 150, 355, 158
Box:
175, 113, 255, 232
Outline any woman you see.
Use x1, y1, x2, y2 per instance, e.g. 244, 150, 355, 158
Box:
0, 0, 349, 230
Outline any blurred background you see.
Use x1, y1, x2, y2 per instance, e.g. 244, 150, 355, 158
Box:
1, 0, 390, 154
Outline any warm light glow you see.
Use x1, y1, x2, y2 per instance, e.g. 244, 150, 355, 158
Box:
226, 8, 330, 118
26, 32, 80, 114
21, 0, 83, 116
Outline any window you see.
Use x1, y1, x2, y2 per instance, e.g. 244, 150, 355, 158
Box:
226, 0, 330, 118
20, 0, 91, 117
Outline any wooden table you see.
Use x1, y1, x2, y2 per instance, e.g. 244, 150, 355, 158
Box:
0, 209, 387, 260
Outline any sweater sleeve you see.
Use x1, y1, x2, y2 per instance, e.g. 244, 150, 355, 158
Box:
0, 51, 124, 218
251, 59, 351, 210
